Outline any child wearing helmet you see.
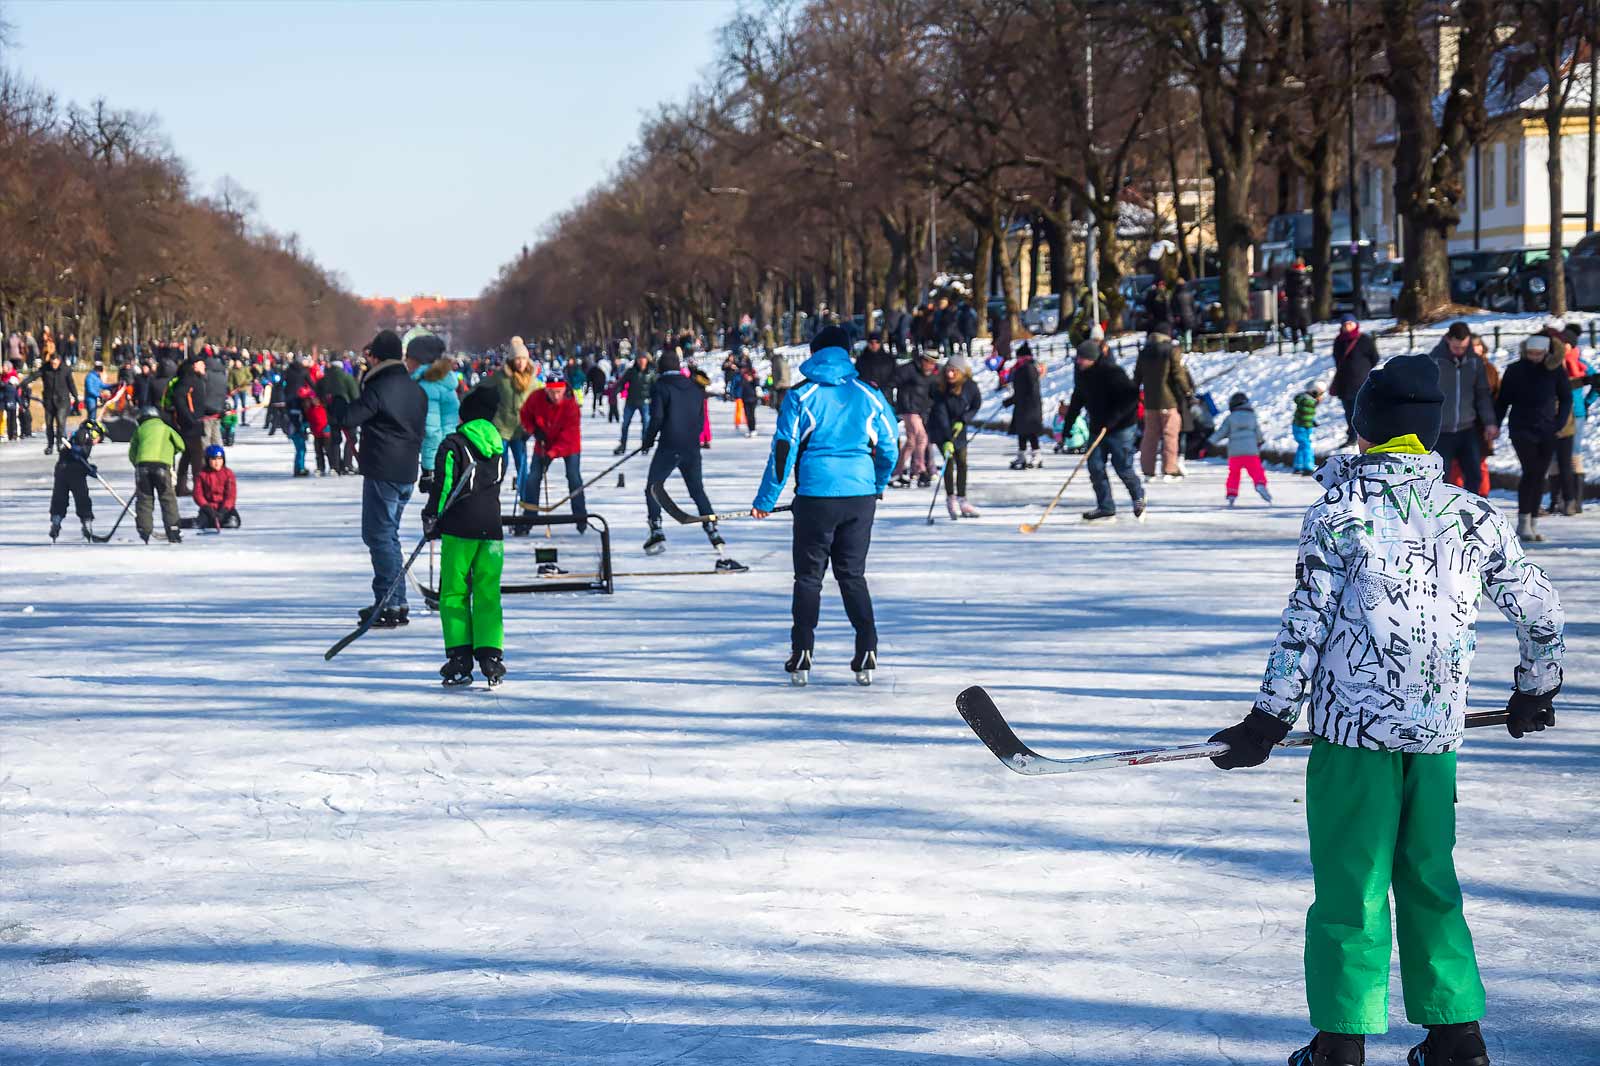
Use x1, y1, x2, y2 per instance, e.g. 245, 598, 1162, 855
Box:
193, 444, 239, 530
49, 419, 107, 542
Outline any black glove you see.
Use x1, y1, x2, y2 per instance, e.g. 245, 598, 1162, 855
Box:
1208, 709, 1291, 770
86, 463, 98, 477
1506, 686, 1558, 738
422, 512, 440, 541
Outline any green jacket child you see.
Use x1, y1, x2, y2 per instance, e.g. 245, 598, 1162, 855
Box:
423, 385, 507, 686
128, 407, 188, 543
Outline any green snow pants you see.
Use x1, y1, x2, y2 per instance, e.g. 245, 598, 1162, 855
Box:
1304, 739, 1484, 1034
438, 534, 504, 655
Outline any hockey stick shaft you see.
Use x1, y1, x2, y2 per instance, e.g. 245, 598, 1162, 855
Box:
1020, 427, 1105, 533
650, 480, 790, 523
91, 492, 136, 542
957, 686, 1509, 776
522, 447, 641, 513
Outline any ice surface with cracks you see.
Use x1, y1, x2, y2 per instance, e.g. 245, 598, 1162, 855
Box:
0, 392, 1595, 1064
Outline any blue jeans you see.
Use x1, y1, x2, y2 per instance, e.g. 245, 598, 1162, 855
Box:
289, 425, 307, 473
362, 477, 414, 608
619, 403, 650, 448
504, 435, 528, 498
1293, 424, 1315, 472
1087, 424, 1143, 513
84, 398, 98, 422
526, 453, 588, 525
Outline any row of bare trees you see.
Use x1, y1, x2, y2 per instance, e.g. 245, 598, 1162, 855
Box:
0, 63, 371, 360
473, 0, 1594, 350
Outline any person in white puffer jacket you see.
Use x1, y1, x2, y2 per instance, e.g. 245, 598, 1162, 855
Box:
1205, 352, 1565, 1066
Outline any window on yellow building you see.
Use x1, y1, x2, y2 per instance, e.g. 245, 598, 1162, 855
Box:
1507, 143, 1520, 205
1481, 144, 1497, 209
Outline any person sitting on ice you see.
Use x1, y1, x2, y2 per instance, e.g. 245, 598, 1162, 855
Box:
1206, 352, 1565, 1066
192, 444, 240, 530
423, 385, 506, 687
1207, 391, 1271, 507
49, 418, 107, 542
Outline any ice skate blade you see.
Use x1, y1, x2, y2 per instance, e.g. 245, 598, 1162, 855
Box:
790, 671, 809, 687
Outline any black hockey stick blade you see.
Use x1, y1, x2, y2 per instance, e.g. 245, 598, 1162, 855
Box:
955, 686, 1045, 768
90, 493, 136, 543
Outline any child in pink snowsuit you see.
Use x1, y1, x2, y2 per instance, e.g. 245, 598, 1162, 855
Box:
1208, 391, 1272, 506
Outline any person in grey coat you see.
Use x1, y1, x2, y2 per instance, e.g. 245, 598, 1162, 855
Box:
1208, 391, 1272, 506
1428, 322, 1498, 494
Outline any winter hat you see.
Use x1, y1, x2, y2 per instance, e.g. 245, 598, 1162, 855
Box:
1340, 314, 1357, 328
1309, 380, 1326, 395
658, 350, 682, 373
1016, 341, 1032, 358
1228, 391, 1249, 410
509, 336, 530, 362
1352, 353, 1444, 449
404, 329, 444, 363
459, 384, 498, 425
944, 353, 971, 375
1521, 334, 1551, 356
1089, 323, 1105, 342
810, 324, 851, 353
367, 330, 403, 362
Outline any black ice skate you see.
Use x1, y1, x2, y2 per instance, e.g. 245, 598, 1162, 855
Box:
440, 649, 474, 687
851, 649, 876, 686
1132, 497, 1147, 521
1288, 1032, 1365, 1066
1081, 507, 1116, 522
80, 520, 93, 542
786, 648, 812, 687
49, 517, 61, 543
643, 527, 667, 555
1406, 1022, 1489, 1066
165, 527, 183, 543
476, 650, 506, 687
714, 556, 748, 573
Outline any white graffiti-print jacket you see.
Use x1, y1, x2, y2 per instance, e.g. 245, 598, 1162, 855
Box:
1254, 451, 1564, 753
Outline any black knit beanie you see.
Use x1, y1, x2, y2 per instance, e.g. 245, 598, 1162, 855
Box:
810, 324, 851, 353
459, 384, 498, 425
1352, 353, 1444, 449
368, 329, 403, 362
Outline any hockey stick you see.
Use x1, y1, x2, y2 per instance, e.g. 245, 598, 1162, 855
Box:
522, 447, 641, 513
926, 423, 977, 525
650, 481, 791, 524
90, 492, 136, 543
1019, 427, 1105, 534
324, 467, 474, 661
956, 686, 1512, 776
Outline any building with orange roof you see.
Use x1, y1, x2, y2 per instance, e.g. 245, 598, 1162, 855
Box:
361, 295, 478, 350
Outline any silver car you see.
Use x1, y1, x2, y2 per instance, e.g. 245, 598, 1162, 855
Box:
1021, 293, 1063, 334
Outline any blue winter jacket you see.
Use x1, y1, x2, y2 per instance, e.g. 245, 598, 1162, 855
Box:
753, 346, 899, 510
84, 370, 105, 400
412, 366, 462, 473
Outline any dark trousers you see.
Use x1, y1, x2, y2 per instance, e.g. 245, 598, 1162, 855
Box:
4, 402, 20, 439
943, 446, 969, 497
195, 505, 240, 529
51, 462, 94, 521
1510, 432, 1556, 516
135, 462, 180, 537
341, 427, 358, 471
645, 446, 712, 529
176, 432, 204, 493
1549, 436, 1578, 509
742, 394, 758, 432
1435, 429, 1484, 495
1088, 423, 1144, 513
44, 401, 70, 448
1337, 391, 1358, 442
790, 494, 877, 656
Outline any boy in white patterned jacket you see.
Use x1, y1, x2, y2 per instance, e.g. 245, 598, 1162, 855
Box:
1207, 352, 1564, 1066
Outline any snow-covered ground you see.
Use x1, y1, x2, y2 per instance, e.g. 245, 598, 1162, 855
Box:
1, 400, 1596, 1064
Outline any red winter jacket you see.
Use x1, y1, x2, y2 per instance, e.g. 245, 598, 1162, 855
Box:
297, 384, 329, 437
193, 464, 236, 510
520, 384, 582, 458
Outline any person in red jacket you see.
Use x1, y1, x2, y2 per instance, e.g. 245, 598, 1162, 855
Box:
298, 383, 335, 476
193, 444, 240, 529
519, 377, 586, 529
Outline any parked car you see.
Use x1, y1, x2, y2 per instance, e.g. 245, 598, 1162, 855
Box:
1447, 250, 1509, 305
1021, 293, 1064, 334
1118, 273, 1156, 331
1566, 232, 1600, 311
1189, 275, 1275, 335
1477, 247, 1567, 312
1331, 260, 1400, 318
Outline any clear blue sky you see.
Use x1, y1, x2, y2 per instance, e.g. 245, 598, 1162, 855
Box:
4, 0, 739, 298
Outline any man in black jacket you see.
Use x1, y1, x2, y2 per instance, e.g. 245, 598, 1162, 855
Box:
24, 352, 78, 454
1428, 321, 1498, 494
641, 350, 729, 560
1063, 337, 1146, 522
317, 356, 361, 473
202, 345, 228, 448
171, 355, 208, 494
335, 329, 428, 628
854, 334, 898, 396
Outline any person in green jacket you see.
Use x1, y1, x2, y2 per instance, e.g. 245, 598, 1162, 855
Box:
128, 405, 187, 543
490, 338, 540, 498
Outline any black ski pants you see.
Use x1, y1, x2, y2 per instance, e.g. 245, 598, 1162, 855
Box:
134, 462, 180, 538
1434, 429, 1484, 495
51, 462, 93, 521
1510, 432, 1556, 516
645, 445, 713, 531
790, 494, 877, 656
44, 400, 70, 449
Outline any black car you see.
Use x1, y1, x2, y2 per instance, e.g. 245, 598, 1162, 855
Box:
1447, 250, 1508, 305
1568, 232, 1600, 311
1477, 247, 1567, 313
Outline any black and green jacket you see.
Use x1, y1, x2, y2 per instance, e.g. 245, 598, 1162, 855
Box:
425, 418, 505, 540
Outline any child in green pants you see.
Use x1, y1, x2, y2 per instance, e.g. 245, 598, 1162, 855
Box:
423, 385, 507, 687
1208, 351, 1565, 1066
